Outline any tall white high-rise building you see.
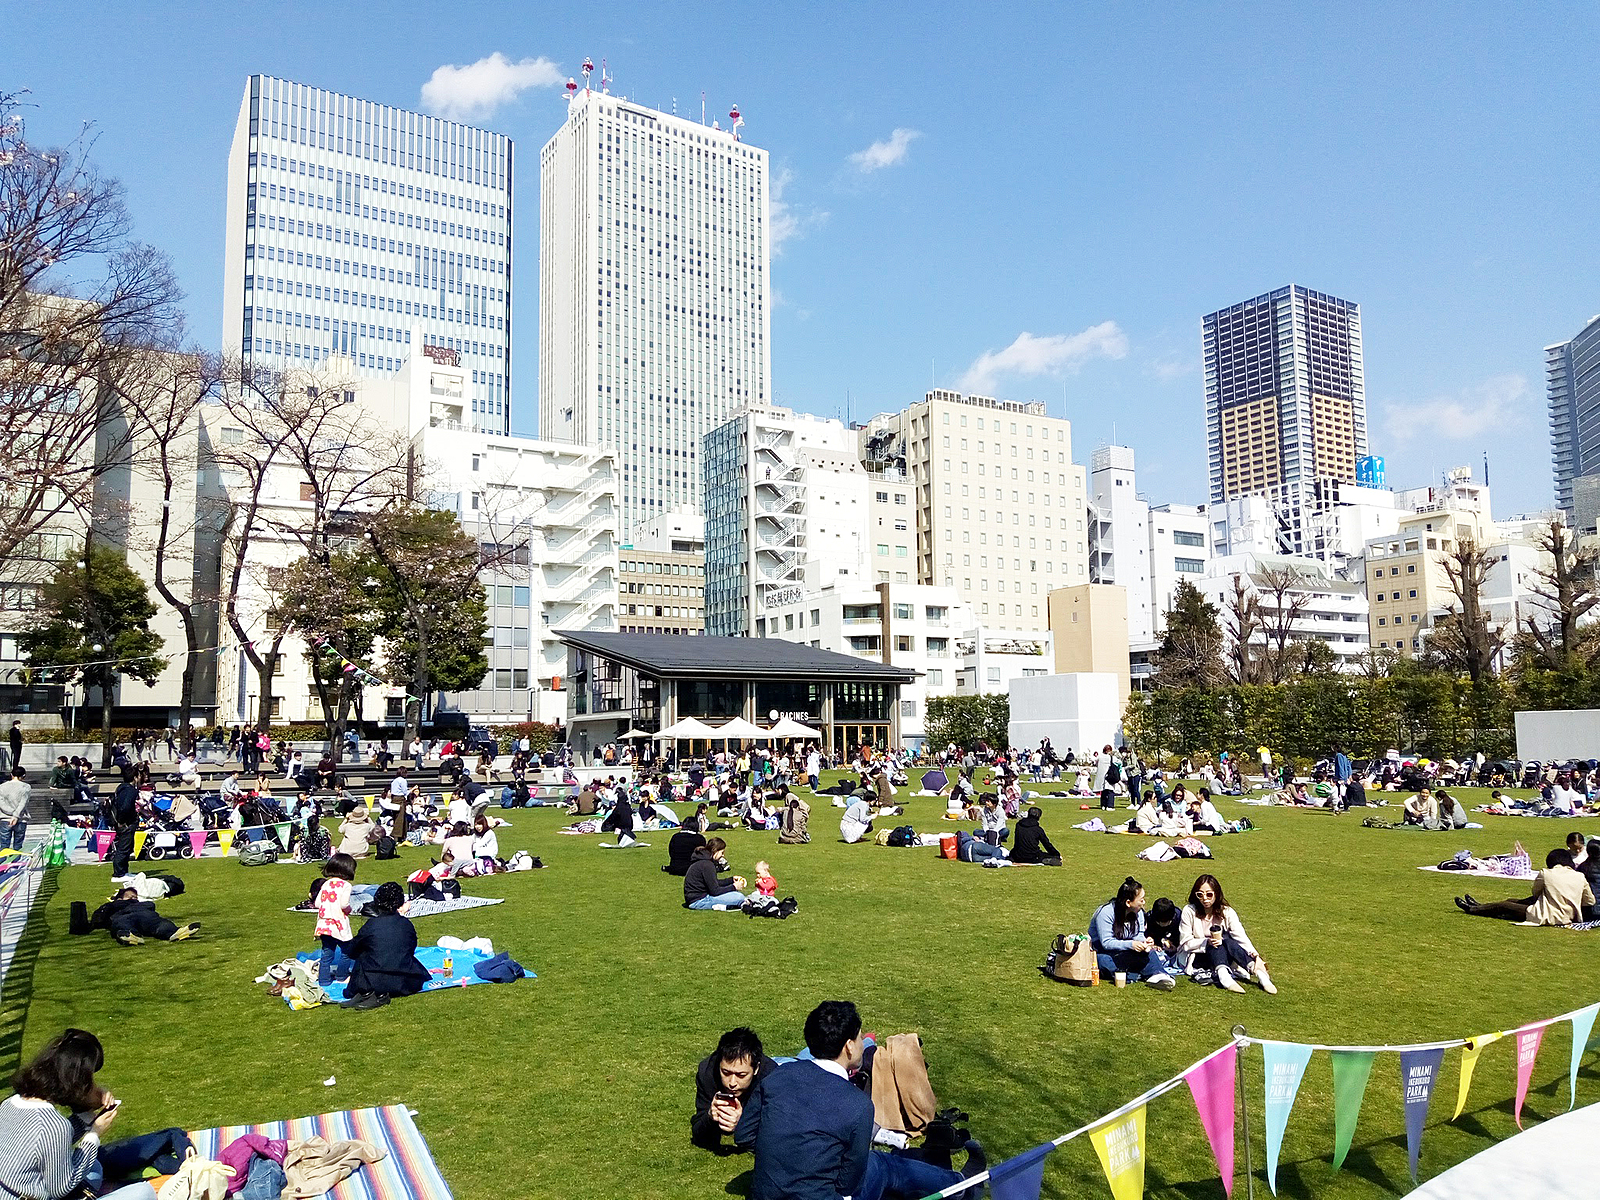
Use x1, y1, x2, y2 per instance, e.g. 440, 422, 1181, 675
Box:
539, 82, 771, 538
222, 74, 514, 433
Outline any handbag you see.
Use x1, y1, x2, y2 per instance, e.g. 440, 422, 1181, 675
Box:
1043, 933, 1096, 985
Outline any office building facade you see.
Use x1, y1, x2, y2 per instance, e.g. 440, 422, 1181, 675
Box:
1548, 314, 1600, 522
1204, 285, 1367, 505
223, 74, 513, 434
539, 86, 771, 537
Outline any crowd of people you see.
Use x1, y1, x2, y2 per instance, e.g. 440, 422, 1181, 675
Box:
1087, 873, 1277, 993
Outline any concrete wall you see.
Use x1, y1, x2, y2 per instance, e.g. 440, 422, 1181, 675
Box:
1008, 672, 1122, 757
1515, 709, 1600, 762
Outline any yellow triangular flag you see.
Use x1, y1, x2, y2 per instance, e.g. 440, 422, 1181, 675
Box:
217, 829, 236, 855
1089, 1104, 1147, 1200
131, 830, 147, 859
1454, 1033, 1504, 1120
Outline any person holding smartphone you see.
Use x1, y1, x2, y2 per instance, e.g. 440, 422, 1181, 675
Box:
691, 1027, 778, 1151
0, 1028, 192, 1200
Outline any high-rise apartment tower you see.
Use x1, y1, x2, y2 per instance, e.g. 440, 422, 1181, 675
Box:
1548, 314, 1600, 521
539, 82, 771, 539
1203, 285, 1366, 505
223, 74, 514, 433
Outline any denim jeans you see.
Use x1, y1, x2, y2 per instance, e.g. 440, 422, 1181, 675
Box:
1096, 946, 1176, 982
858, 1149, 962, 1200
4, 820, 24, 851
319, 934, 354, 984
98, 1128, 193, 1182
688, 891, 745, 910
957, 833, 1006, 862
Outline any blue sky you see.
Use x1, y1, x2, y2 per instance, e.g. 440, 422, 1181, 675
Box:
9, 2, 1597, 515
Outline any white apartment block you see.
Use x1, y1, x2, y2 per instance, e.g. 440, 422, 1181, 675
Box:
704, 403, 871, 636
1200, 553, 1370, 668
1147, 503, 1212, 634
539, 83, 771, 537
1087, 445, 1153, 645
621, 509, 706, 636
759, 580, 1049, 747
223, 74, 513, 434
1212, 477, 1400, 581
859, 389, 1089, 634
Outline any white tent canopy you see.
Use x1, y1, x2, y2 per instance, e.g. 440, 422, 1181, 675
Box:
768, 717, 822, 740
618, 728, 655, 740
655, 717, 719, 740
1408, 1101, 1600, 1198
711, 717, 769, 741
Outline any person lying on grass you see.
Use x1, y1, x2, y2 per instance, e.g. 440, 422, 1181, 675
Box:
691, 1027, 779, 1152
1454, 848, 1595, 925
1178, 874, 1276, 994
339, 881, 429, 1010
87, 889, 200, 947
684, 838, 746, 910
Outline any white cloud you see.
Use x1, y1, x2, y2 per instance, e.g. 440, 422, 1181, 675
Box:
848, 127, 921, 172
420, 53, 562, 120
1383, 373, 1529, 443
1151, 356, 1199, 381
959, 323, 1129, 394
769, 167, 827, 255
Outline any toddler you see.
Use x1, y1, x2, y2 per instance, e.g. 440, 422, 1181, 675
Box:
752, 860, 777, 898
313, 852, 357, 984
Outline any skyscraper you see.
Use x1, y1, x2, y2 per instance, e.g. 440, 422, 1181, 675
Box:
222, 74, 514, 433
539, 82, 771, 539
1203, 285, 1366, 505
1547, 314, 1600, 520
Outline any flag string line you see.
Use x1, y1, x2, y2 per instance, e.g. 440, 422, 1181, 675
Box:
916, 993, 1600, 1199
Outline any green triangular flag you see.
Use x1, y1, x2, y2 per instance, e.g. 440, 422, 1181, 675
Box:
1331, 1050, 1377, 1170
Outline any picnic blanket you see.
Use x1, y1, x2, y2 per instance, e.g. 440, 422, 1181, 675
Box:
1417, 864, 1539, 881
285, 944, 530, 1007
189, 1105, 452, 1200
282, 896, 504, 918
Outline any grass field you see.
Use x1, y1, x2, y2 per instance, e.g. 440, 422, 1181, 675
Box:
3, 775, 1597, 1200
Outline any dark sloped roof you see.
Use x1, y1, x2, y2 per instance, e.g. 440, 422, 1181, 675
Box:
555, 630, 919, 683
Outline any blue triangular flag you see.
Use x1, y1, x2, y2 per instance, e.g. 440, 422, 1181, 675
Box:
989, 1141, 1055, 1200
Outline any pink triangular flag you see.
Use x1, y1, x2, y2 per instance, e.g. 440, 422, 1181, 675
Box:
93, 830, 114, 861
188, 831, 208, 857
1186, 1043, 1237, 1195
1515, 1027, 1545, 1128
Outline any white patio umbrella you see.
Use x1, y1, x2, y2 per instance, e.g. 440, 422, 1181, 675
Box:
768, 716, 822, 739
618, 728, 655, 740
655, 716, 719, 740
712, 716, 769, 742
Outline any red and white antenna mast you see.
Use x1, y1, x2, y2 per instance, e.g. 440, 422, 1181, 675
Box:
581, 57, 594, 93
729, 104, 744, 141
600, 58, 612, 94
564, 77, 577, 104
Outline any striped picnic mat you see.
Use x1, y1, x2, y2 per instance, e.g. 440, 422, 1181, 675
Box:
188, 1105, 453, 1200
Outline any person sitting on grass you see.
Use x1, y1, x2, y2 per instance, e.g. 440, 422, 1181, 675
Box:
0, 1028, 193, 1200
776, 794, 811, 845
1146, 896, 1183, 969
691, 1026, 779, 1152
1011, 807, 1061, 865
1402, 788, 1438, 828
294, 811, 332, 864
684, 839, 747, 910
337, 806, 374, 857
88, 888, 201, 947
1178, 874, 1276, 994
735, 1000, 980, 1200
1455, 848, 1595, 925
839, 796, 875, 845
1435, 791, 1469, 830
1087, 877, 1176, 990
976, 794, 1009, 844
1189, 788, 1227, 834
339, 881, 430, 1010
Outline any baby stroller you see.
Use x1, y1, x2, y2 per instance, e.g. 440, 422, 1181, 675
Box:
196, 791, 232, 830
140, 828, 196, 860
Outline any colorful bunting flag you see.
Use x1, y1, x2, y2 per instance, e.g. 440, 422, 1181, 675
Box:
1088, 1105, 1146, 1200
987, 1142, 1055, 1200
1454, 1032, 1503, 1119
273, 821, 291, 850
1330, 1050, 1376, 1170
60, 825, 84, 863
1514, 1027, 1545, 1129
1399, 1047, 1444, 1181
1184, 1044, 1236, 1195
131, 830, 147, 859
1569, 1005, 1598, 1111
93, 830, 113, 861
217, 829, 236, 855
187, 830, 208, 858
1262, 1042, 1313, 1195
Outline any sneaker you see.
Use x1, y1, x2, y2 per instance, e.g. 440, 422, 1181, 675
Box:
1215, 966, 1247, 993
168, 923, 202, 942
1455, 896, 1473, 913
346, 992, 390, 1010
1144, 972, 1176, 991
115, 932, 144, 946
1256, 963, 1278, 995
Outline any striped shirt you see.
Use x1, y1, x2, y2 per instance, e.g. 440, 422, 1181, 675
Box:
0, 1095, 99, 1200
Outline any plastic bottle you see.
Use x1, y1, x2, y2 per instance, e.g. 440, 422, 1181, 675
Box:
1088, 942, 1100, 987
442, 950, 453, 978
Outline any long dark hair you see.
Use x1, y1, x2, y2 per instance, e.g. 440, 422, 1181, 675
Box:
1188, 874, 1229, 920
12, 1028, 105, 1109
1111, 876, 1143, 938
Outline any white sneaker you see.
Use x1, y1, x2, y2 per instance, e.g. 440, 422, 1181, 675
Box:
1144, 972, 1176, 991
1256, 963, 1278, 995
1216, 966, 1247, 993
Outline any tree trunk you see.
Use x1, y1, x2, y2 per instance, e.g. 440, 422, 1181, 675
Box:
177, 641, 197, 748
100, 675, 114, 770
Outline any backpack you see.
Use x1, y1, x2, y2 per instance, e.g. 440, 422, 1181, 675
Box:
1105, 762, 1122, 785
375, 833, 398, 859
238, 839, 279, 866
886, 824, 917, 847
1041, 933, 1096, 985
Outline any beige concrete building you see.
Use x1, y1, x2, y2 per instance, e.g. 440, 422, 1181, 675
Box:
620, 508, 706, 635
1048, 583, 1131, 709
860, 389, 1089, 633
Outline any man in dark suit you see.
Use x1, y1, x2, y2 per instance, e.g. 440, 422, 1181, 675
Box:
736, 1000, 975, 1200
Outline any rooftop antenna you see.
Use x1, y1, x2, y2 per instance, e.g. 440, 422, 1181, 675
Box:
672, 96, 678, 115
729, 103, 743, 141
701, 90, 706, 124
600, 59, 612, 94
564, 77, 578, 104
581, 57, 594, 93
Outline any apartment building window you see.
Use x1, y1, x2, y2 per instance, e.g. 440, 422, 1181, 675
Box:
893, 603, 913, 620
927, 669, 943, 685
1410, 614, 1419, 623
896, 636, 913, 652
901, 700, 917, 718
1174, 530, 1204, 547
785, 614, 794, 631
987, 667, 1001, 683
810, 609, 820, 625
877, 544, 889, 556
1175, 558, 1204, 573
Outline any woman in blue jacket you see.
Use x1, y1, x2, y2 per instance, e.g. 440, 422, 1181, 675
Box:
1088, 876, 1176, 990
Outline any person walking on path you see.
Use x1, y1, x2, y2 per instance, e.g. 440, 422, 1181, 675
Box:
8, 720, 23, 773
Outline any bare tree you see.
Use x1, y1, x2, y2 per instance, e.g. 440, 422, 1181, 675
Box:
0, 92, 184, 584
1255, 566, 1312, 684
1435, 538, 1505, 682
1221, 574, 1264, 685
1520, 517, 1600, 670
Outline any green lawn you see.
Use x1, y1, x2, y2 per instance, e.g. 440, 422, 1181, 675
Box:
3, 776, 1597, 1200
